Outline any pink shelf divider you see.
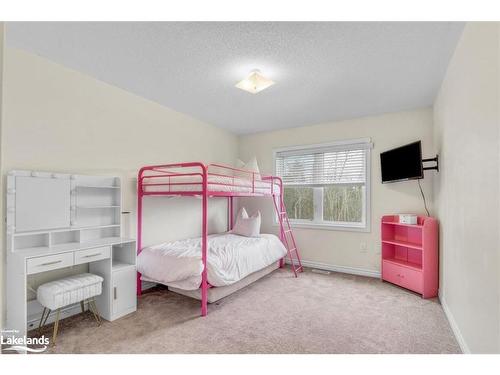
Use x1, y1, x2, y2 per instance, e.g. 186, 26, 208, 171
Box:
382, 239, 423, 250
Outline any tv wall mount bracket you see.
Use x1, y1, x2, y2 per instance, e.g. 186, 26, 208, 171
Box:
422, 155, 439, 172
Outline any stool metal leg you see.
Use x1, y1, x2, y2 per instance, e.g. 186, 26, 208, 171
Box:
94, 298, 102, 325
39, 308, 51, 335
38, 307, 48, 335
43, 308, 51, 327
52, 309, 61, 346
88, 298, 102, 326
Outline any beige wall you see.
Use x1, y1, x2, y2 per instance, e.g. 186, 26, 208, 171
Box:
0, 48, 238, 325
433, 22, 500, 353
238, 108, 434, 274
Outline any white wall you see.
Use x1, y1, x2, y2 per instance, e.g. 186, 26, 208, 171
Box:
0, 48, 238, 325
0, 23, 5, 330
238, 108, 434, 274
433, 22, 500, 354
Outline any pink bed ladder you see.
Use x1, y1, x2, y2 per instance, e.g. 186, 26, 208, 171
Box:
270, 177, 303, 277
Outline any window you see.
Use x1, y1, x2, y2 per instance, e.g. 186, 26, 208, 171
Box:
274, 139, 371, 231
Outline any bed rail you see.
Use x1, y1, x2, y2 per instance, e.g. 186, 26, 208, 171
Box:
138, 162, 278, 197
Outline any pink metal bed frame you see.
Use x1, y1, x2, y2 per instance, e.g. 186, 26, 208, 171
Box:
136, 162, 303, 316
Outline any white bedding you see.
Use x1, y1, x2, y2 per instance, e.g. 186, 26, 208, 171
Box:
143, 175, 281, 195
137, 233, 287, 290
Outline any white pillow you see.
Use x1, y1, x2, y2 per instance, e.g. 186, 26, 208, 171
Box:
232, 209, 261, 237
235, 157, 261, 180
235, 206, 249, 220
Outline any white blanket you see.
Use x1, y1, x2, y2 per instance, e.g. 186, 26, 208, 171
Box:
137, 233, 287, 290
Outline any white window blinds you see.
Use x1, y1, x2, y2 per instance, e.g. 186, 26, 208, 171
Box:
275, 140, 371, 185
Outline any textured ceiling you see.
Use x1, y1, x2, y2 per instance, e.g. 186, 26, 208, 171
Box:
6, 22, 464, 134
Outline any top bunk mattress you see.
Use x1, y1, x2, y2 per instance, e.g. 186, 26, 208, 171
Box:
137, 233, 287, 290
142, 174, 281, 195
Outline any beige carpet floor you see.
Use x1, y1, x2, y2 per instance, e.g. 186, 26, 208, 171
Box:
35, 268, 461, 354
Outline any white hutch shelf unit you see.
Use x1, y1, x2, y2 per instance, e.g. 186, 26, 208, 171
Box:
6, 172, 123, 251
5, 170, 137, 342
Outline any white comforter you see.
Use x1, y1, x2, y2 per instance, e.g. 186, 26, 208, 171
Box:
137, 233, 287, 290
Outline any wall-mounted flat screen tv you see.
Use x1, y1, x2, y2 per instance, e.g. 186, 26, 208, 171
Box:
380, 141, 423, 183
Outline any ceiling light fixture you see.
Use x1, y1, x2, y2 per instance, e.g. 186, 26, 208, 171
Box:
235, 70, 275, 94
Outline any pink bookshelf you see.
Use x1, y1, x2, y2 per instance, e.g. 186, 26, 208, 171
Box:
381, 215, 438, 298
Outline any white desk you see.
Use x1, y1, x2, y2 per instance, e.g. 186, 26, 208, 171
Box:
6, 236, 137, 341
5, 170, 138, 343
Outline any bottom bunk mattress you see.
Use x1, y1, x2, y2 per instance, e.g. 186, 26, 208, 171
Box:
137, 233, 287, 290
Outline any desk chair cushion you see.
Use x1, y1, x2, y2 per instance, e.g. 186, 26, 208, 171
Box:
37, 273, 104, 310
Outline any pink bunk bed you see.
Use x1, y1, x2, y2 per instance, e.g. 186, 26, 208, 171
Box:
136, 162, 303, 316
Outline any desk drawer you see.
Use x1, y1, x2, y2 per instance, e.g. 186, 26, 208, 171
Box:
27, 253, 74, 275
74, 246, 110, 265
383, 260, 422, 294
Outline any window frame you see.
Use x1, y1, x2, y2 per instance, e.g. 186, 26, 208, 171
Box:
273, 138, 372, 233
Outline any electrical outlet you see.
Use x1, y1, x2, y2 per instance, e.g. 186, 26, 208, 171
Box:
360, 242, 367, 252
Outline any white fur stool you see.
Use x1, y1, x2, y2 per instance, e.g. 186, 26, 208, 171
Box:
37, 273, 104, 345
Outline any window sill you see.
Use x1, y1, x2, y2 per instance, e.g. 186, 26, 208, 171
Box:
273, 221, 370, 233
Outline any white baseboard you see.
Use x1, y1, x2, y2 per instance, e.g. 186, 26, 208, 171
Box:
439, 292, 469, 354
286, 259, 381, 278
